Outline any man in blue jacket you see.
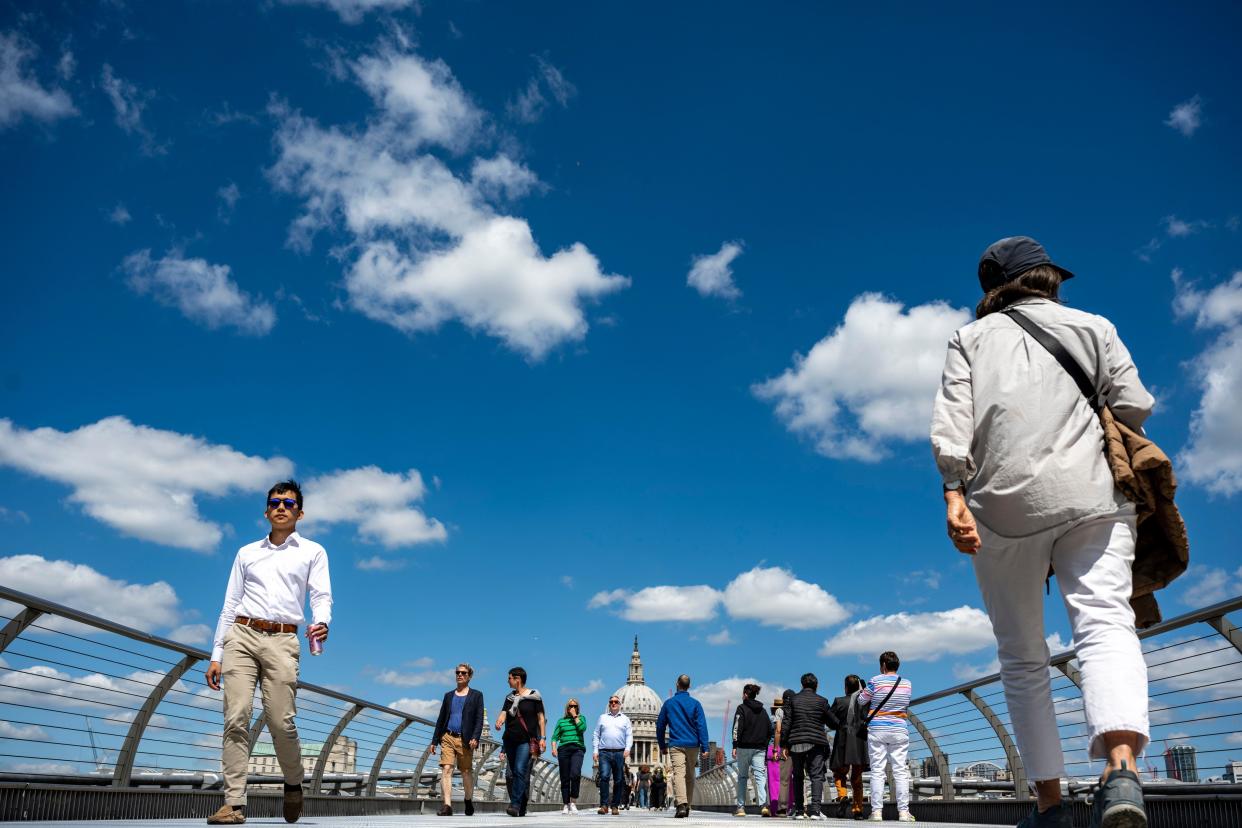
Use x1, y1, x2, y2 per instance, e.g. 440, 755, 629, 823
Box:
656, 674, 710, 818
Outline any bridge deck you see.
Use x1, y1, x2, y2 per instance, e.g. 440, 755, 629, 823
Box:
26, 812, 997, 828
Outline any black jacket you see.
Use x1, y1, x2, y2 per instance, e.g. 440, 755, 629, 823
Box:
731, 698, 774, 749
432, 687, 485, 746
782, 687, 840, 748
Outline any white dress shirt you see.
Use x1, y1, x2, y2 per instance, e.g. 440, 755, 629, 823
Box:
210, 532, 333, 662
593, 711, 633, 752
930, 298, 1154, 538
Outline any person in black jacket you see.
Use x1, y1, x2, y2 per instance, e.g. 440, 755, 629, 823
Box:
781, 673, 841, 819
731, 683, 774, 816
430, 663, 485, 816
829, 675, 869, 819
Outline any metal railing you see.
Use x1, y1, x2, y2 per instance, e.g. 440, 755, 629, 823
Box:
694, 595, 1242, 825
0, 585, 563, 819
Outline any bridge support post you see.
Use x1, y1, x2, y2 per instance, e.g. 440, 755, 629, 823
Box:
311, 703, 362, 794
908, 711, 953, 802
473, 741, 500, 799
411, 743, 436, 799
1055, 659, 1084, 688
1207, 615, 1242, 655
0, 607, 43, 655
113, 654, 200, 787
963, 689, 1028, 801
366, 718, 412, 796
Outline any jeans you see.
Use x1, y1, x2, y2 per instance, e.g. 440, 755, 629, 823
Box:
504, 740, 532, 810
735, 747, 768, 808
637, 786, 649, 807
973, 508, 1148, 781
867, 730, 910, 813
557, 744, 584, 803
597, 749, 625, 806
790, 745, 828, 815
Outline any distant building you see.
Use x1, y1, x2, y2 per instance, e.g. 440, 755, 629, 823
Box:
1164, 745, 1198, 783
957, 761, 1003, 782
1223, 760, 1242, 784
701, 742, 718, 776
248, 737, 357, 778
921, 756, 942, 779
613, 637, 663, 767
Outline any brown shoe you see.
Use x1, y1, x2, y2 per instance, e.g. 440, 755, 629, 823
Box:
283, 785, 303, 823
611, 807, 620, 815
438, 804, 454, 816
207, 805, 246, 825
598, 807, 608, 815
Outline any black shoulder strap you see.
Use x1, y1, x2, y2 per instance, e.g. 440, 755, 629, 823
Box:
1002, 308, 1100, 412
864, 676, 901, 725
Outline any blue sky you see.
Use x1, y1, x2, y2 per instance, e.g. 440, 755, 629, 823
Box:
2, 0, 1241, 776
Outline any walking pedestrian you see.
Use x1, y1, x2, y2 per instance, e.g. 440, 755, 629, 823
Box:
495, 667, 546, 818
551, 698, 587, 814
656, 674, 710, 818
637, 765, 652, 809
206, 480, 331, 826
829, 675, 868, 820
931, 236, 1157, 828
431, 663, 484, 816
770, 696, 791, 816
858, 653, 913, 822
593, 694, 633, 815
781, 673, 840, 820
731, 683, 773, 817
651, 764, 667, 810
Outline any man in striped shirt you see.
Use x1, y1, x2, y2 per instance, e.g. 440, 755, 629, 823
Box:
857, 651, 915, 822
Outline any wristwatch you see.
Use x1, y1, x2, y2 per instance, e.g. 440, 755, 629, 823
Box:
943, 480, 966, 492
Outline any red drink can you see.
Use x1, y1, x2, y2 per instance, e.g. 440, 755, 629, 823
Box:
309, 628, 324, 656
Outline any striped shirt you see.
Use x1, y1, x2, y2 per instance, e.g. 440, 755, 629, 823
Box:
857, 674, 912, 734
551, 715, 587, 748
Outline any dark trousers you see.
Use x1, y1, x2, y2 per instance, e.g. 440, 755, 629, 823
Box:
790, 745, 829, 815
597, 749, 625, 806
503, 740, 533, 812
557, 744, 584, 803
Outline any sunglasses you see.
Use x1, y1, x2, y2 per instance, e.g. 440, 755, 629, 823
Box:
456, 670, 470, 676
609, 700, 620, 705
268, 498, 298, 510
568, 704, 579, 709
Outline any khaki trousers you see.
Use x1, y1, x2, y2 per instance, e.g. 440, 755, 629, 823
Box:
221, 623, 303, 805
668, 747, 700, 808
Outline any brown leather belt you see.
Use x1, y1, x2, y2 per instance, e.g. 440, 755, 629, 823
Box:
235, 615, 297, 634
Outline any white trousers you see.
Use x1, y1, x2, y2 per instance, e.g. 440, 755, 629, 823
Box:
973, 507, 1149, 783
867, 730, 910, 813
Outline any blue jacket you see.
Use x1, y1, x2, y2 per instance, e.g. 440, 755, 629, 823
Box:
656, 690, 710, 751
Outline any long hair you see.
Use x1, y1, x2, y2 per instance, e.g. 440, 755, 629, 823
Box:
564, 697, 580, 717
975, 265, 1064, 319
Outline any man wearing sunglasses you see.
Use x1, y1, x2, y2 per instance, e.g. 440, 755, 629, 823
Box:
593, 696, 633, 815
431, 663, 485, 816
206, 481, 332, 826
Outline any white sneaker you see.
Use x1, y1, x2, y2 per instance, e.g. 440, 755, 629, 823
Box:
569, 803, 579, 814
869, 812, 884, 822
809, 813, 825, 821
561, 805, 570, 815
897, 813, 916, 823
735, 809, 747, 817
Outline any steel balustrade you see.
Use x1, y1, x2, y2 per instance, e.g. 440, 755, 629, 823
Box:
0, 584, 559, 809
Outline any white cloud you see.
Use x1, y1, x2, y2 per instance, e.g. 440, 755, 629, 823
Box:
0, 554, 182, 632
0, 31, 76, 128
1165, 95, 1203, 137
706, 628, 735, 646
755, 294, 971, 461
692, 676, 786, 741
562, 678, 604, 695
1173, 270, 1242, 494
1146, 636, 1242, 698
217, 182, 240, 221
387, 697, 440, 719
687, 241, 743, 300
819, 605, 995, 661
1176, 565, 1242, 607
169, 623, 212, 646
1163, 215, 1210, 238
951, 633, 1070, 681
356, 555, 408, 571
0, 721, 47, 740
304, 466, 446, 548
507, 55, 576, 124
280, 0, 420, 24
56, 50, 74, 81
560, 575, 574, 588
722, 566, 848, 629
122, 249, 276, 336
269, 44, 626, 360
377, 667, 453, 687
100, 64, 162, 155
0, 505, 29, 523
108, 203, 131, 225
0, 416, 292, 551
588, 585, 721, 623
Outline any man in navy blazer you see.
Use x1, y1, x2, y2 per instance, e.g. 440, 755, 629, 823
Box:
431, 663, 485, 816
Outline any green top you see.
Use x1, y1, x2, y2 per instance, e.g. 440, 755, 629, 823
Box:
550, 714, 587, 747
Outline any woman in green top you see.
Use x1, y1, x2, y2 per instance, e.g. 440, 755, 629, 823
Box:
551, 698, 588, 813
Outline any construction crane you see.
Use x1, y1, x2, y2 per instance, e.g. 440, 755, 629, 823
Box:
83, 716, 108, 772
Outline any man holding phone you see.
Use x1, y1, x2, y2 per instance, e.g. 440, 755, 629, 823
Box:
205, 480, 332, 825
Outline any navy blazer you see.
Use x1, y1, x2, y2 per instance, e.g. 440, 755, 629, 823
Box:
432, 687, 485, 746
